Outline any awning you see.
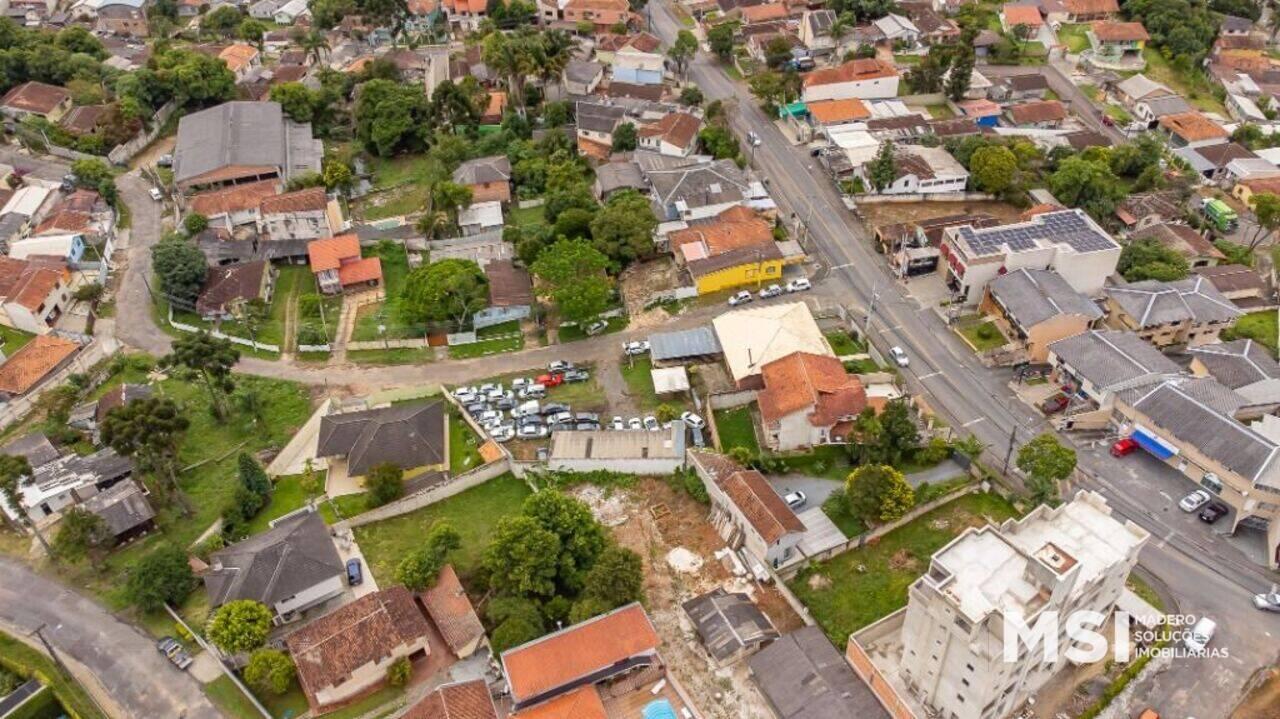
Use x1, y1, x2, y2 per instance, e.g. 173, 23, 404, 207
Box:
1131, 426, 1178, 460
778, 102, 808, 118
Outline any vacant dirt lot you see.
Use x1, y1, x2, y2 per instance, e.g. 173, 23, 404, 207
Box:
859, 200, 1028, 229
575, 479, 804, 719
1234, 667, 1280, 719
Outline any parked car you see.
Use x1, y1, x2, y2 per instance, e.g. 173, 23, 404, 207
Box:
495, 394, 517, 411
516, 414, 545, 428
576, 421, 600, 431
728, 290, 753, 306
490, 425, 515, 443
681, 411, 706, 429
1253, 592, 1280, 612
478, 382, 500, 395
611, 416, 625, 431
540, 402, 570, 415
1183, 617, 1216, 653
548, 360, 573, 372
536, 372, 565, 388
786, 278, 812, 293
1040, 393, 1070, 415
628, 417, 643, 430
157, 154, 173, 167
584, 319, 609, 336
563, 368, 590, 383
1199, 501, 1230, 523
550, 422, 576, 433
643, 415, 660, 431
759, 284, 784, 299
545, 410, 573, 425
889, 346, 909, 367
747, 130, 762, 146
346, 558, 363, 586
148, 187, 163, 201
512, 377, 531, 390
519, 384, 546, 399
512, 400, 541, 418
156, 637, 193, 670
576, 412, 600, 423
1111, 437, 1138, 457
465, 402, 489, 416
475, 410, 502, 425
623, 341, 650, 356
453, 391, 477, 405
517, 424, 549, 439
1179, 489, 1211, 512
784, 490, 807, 509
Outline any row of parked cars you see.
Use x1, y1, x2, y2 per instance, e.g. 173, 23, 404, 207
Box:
728, 278, 812, 306
455, 363, 598, 442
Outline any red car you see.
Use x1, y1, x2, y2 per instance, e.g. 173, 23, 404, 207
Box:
1040, 393, 1070, 414
536, 372, 564, 387
1111, 437, 1138, 457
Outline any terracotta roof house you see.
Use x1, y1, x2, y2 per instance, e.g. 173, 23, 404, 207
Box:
740, 2, 787, 22
806, 98, 871, 125
452, 156, 512, 204
1114, 190, 1184, 229
403, 680, 498, 719
1091, 20, 1148, 41
204, 510, 345, 624
286, 587, 433, 711
187, 180, 282, 228
258, 186, 338, 241
667, 206, 784, 295
689, 451, 807, 567
0, 255, 70, 335
1000, 4, 1042, 31
1158, 112, 1229, 146
758, 351, 867, 451
1061, 0, 1118, 21
638, 112, 701, 158
1006, 99, 1066, 127
477, 259, 533, 330
59, 104, 109, 136
195, 259, 274, 320
0, 82, 72, 121
562, 0, 630, 31
712, 301, 833, 387
173, 101, 322, 191
1102, 276, 1243, 348
218, 43, 261, 78
801, 58, 899, 102
307, 234, 382, 294
1232, 175, 1280, 206
0, 334, 77, 397
418, 564, 485, 658
1131, 222, 1225, 268
316, 400, 447, 478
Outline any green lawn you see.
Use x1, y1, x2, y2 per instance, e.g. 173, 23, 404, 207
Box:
1224, 310, 1279, 355
956, 317, 1006, 352
893, 54, 921, 65
318, 492, 370, 524
714, 405, 760, 454
357, 153, 446, 222
244, 472, 324, 535
448, 334, 523, 359
347, 347, 434, 365
1057, 23, 1090, 53
1127, 574, 1165, 612
1138, 49, 1226, 115
1104, 103, 1133, 124
824, 331, 865, 356
509, 204, 546, 228
352, 242, 421, 342
619, 356, 660, 411
790, 491, 1020, 646
352, 473, 532, 585
821, 500, 867, 539
204, 676, 261, 719
843, 358, 884, 374
448, 410, 484, 474
924, 104, 955, 119
557, 315, 627, 342
0, 325, 36, 354
0, 631, 107, 719
774, 445, 852, 480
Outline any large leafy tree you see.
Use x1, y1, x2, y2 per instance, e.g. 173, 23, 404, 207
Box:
945, 49, 975, 102
126, 543, 197, 611
365, 462, 405, 507
579, 545, 643, 610
969, 145, 1018, 195
53, 507, 111, 560
100, 397, 191, 513
668, 30, 698, 79
355, 79, 431, 156
1117, 239, 1190, 282
244, 649, 295, 696
162, 333, 240, 422
589, 191, 658, 268
152, 236, 207, 306
843, 464, 915, 523
486, 596, 545, 653
395, 523, 462, 590
1245, 192, 1280, 250
531, 239, 613, 324
484, 515, 561, 598
707, 21, 738, 60
1016, 433, 1076, 505
207, 599, 274, 654
1048, 155, 1126, 221
521, 491, 606, 594
402, 259, 490, 327
867, 142, 897, 191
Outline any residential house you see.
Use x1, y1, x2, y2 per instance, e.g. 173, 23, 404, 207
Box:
1059, 0, 1119, 21
273, 0, 309, 23
458, 201, 503, 236
712, 301, 833, 387
638, 112, 701, 157
1130, 222, 1224, 268
929, 117, 982, 139
403, 680, 497, 719
8, 233, 85, 265
1158, 111, 1229, 147
95, 2, 148, 36
307, 234, 382, 294
956, 98, 1002, 127
1000, 3, 1042, 33
0, 82, 71, 122
1189, 339, 1280, 395
614, 46, 665, 85
204, 510, 346, 624
593, 160, 647, 199
188, 180, 282, 232
1134, 92, 1193, 129
287, 587, 432, 711
1088, 21, 1148, 65
218, 44, 261, 81
801, 58, 899, 102
1114, 190, 1185, 230
548, 426, 686, 474
1102, 276, 1243, 348
1220, 14, 1254, 36
1231, 175, 1280, 206
475, 259, 532, 330
1046, 329, 1181, 408
563, 0, 630, 31
807, 98, 871, 126
668, 206, 783, 294
738, 2, 788, 24
989, 73, 1050, 101
640, 154, 771, 221
899, 1, 960, 45
860, 145, 968, 196
451, 156, 513, 205
196, 260, 274, 321
1228, 92, 1268, 123
173, 101, 322, 191
1223, 156, 1280, 185
688, 451, 806, 568
418, 564, 486, 659
575, 100, 627, 154
33, 190, 113, 246
1005, 99, 1067, 128
0, 447, 132, 523
80, 479, 155, 545
682, 588, 779, 667
59, 104, 110, 138
798, 9, 838, 54
874, 213, 998, 277
981, 268, 1103, 362
873, 13, 920, 45
68, 382, 153, 441
940, 209, 1122, 304
866, 113, 932, 143
0, 256, 69, 335
754, 627, 889, 719
258, 187, 340, 242
441, 0, 486, 30
1173, 141, 1256, 180
758, 351, 867, 450
317, 400, 447, 481
1193, 264, 1273, 310
563, 59, 604, 95
594, 32, 662, 63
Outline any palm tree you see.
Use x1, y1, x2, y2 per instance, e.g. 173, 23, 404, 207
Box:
538, 30, 575, 98
298, 29, 331, 65
482, 31, 537, 115
0, 455, 52, 558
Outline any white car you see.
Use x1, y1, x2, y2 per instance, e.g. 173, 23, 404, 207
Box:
623, 341, 650, 356
680, 411, 706, 429
786, 278, 812, 293
518, 384, 546, 399
628, 417, 643, 430
889, 346, 909, 367
584, 319, 609, 335
517, 424, 549, 440
759, 284, 784, 299
1179, 489, 1211, 512
643, 415, 660, 431
511, 400, 541, 418
611, 416, 625, 431
545, 410, 573, 426
475, 410, 502, 425
728, 290, 753, 306
1253, 592, 1280, 612
453, 385, 478, 398
149, 187, 163, 201
1183, 617, 1216, 653
747, 130, 762, 147
547, 360, 573, 373
490, 425, 515, 443
512, 377, 531, 390
783, 490, 807, 509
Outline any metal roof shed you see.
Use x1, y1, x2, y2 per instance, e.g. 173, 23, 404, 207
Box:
649, 326, 723, 363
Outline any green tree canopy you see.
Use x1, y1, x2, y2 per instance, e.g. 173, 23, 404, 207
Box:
612, 122, 637, 152
53, 507, 111, 560
484, 515, 561, 598
531, 239, 613, 324
161, 333, 240, 421
1048, 155, 1126, 220
152, 236, 207, 306
1016, 433, 1076, 505
244, 649, 295, 696
1117, 239, 1190, 282
354, 78, 431, 156
521, 491, 607, 594
969, 145, 1018, 195
125, 543, 197, 612
402, 258, 490, 327
580, 545, 644, 610
365, 462, 405, 507
843, 464, 915, 523
867, 142, 897, 191
207, 599, 274, 654
395, 523, 462, 591
589, 191, 658, 268
101, 397, 191, 512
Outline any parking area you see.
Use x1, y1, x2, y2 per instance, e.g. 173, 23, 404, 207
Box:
331, 526, 378, 599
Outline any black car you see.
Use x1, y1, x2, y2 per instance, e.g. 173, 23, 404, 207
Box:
1199, 501, 1230, 524
575, 421, 601, 431
541, 402, 570, 416
550, 422, 576, 433
346, 558, 363, 585
495, 396, 516, 411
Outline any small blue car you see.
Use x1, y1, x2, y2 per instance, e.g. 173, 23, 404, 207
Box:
346, 558, 363, 586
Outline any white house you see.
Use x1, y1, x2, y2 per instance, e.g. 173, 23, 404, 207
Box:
637, 112, 701, 157
273, 0, 309, 23
0, 256, 69, 334
801, 58, 900, 102
613, 48, 665, 86
861, 145, 969, 196
458, 201, 504, 236
689, 451, 806, 569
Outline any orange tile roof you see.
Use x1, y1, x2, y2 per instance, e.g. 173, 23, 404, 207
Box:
512, 686, 607, 719
307, 234, 361, 272
11, 267, 64, 312
418, 565, 484, 656
483, 91, 507, 120
403, 679, 498, 719
670, 206, 775, 260
501, 603, 659, 705
1001, 4, 1042, 26
741, 2, 788, 22
33, 210, 91, 235
406, 0, 438, 14
577, 136, 613, 161
337, 256, 383, 286
0, 334, 77, 395
218, 43, 259, 72
259, 186, 327, 215
1091, 21, 1148, 42
188, 180, 281, 217
720, 467, 806, 543
806, 98, 871, 124
1064, 0, 1119, 14
758, 351, 866, 426
802, 58, 898, 88
1159, 112, 1229, 142
637, 112, 701, 151
1239, 176, 1280, 195
0, 82, 70, 115
1008, 99, 1066, 124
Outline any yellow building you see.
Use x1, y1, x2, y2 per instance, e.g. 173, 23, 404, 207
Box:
670, 206, 785, 295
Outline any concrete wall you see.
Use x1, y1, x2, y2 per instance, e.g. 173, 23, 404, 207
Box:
341, 458, 512, 529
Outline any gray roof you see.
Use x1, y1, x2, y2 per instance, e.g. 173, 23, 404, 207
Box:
1188, 339, 1280, 389
451, 155, 511, 186
806, 9, 836, 35
650, 326, 723, 362
1122, 378, 1280, 490
81, 479, 154, 538
1048, 330, 1180, 391
987, 268, 1102, 329
2, 432, 59, 468
747, 626, 889, 719
564, 59, 603, 85
952, 209, 1118, 259
1104, 277, 1243, 328
1141, 93, 1193, 118
1221, 14, 1253, 32
575, 101, 627, 133
682, 588, 778, 662
316, 400, 446, 476
1115, 74, 1168, 101
173, 101, 321, 185
204, 510, 343, 608
29, 448, 133, 496
640, 156, 754, 213
595, 161, 647, 195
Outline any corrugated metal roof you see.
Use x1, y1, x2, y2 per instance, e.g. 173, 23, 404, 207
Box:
649, 326, 723, 362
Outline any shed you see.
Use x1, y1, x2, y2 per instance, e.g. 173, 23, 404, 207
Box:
649, 326, 723, 364
682, 587, 778, 667
651, 366, 690, 394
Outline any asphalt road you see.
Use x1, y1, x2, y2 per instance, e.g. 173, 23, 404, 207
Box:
0, 557, 221, 719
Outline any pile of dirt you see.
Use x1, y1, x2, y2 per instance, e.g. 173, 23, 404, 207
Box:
889, 548, 918, 571
666, 547, 704, 573
574, 485, 630, 527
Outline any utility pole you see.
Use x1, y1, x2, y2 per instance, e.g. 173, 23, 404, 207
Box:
1002, 424, 1019, 476
864, 281, 879, 333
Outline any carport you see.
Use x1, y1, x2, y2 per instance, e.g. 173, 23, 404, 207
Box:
1128, 425, 1179, 461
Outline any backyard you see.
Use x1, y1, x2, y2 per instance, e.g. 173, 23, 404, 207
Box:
790, 490, 1019, 645
1138, 49, 1227, 115
955, 315, 1007, 352
355, 154, 445, 222
0, 325, 35, 354
824, 330, 866, 356
1224, 310, 1279, 355
714, 405, 760, 454
448, 410, 485, 474
1057, 23, 1090, 53
352, 241, 419, 341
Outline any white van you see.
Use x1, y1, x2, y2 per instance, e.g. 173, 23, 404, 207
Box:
519, 383, 546, 399
1184, 617, 1216, 653
512, 400, 541, 418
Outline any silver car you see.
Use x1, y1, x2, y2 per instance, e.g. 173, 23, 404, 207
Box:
1254, 592, 1280, 612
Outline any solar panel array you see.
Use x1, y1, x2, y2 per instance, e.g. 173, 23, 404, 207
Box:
957, 210, 1117, 258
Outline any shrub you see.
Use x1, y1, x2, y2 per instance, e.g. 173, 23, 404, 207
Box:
386, 657, 412, 687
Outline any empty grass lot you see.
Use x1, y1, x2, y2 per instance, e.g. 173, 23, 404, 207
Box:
790, 491, 1019, 646
824, 331, 865, 356
714, 405, 760, 454
1224, 310, 1279, 355
352, 473, 532, 585
956, 316, 1006, 352
620, 356, 660, 411
1056, 23, 1090, 53
449, 410, 484, 474
0, 325, 35, 354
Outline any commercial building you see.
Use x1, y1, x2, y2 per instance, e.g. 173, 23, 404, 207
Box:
173, 101, 322, 191
547, 426, 686, 474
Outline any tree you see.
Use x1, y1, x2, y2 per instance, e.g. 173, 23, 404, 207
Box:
1016, 433, 1076, 505
945, 49, 975, 102
402, 258, 489, 328
488, 596, 545, 653
484, 515, 561, 597
680, 86, 703, 106
611, 122, 637, 152
101, 397, 191, 513
843, 464, 915, 523
237, 18, 267, 49
878, 399, 920, 467
125, 543, 196, 611
309, 0, 357, 27
201, 5, 242, 37
867, 141, 897, 191
418, 181, 473, 238
53, 507, 111, 560
521, 491, 606, 593
183, 213, 208, 236
580, 545, 643, 608
531, 239, 613, 324
764, 35, 795, 68
244, 649, 295, 696
207, 600, 273, 654
482, 31, 537, 115
323, 157, 354, 193
354, 79, 430, 156
655, 403, 680, 423
395, 523, 462, 590
238, 453, 271, 503
698, 126, 741, 161
161, 333, 240, 421
270, 82, 322, 124
707, 21, 738, 61
1246, 192, 1280, 250
1048, 156, 1126, 220
668, 30, 698, 79
365, 462, 405, 507
589, 191, 658, 268
969, 145, 1018, 194
0, 454, 51, 555
1117, 239, 1190, 281
553, 208, 594, 239
56, 26, 106, 58
152, 236, 207, 306
386, 657, 412, 686
748, 70, 788, 109
906, 49, 947, 93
